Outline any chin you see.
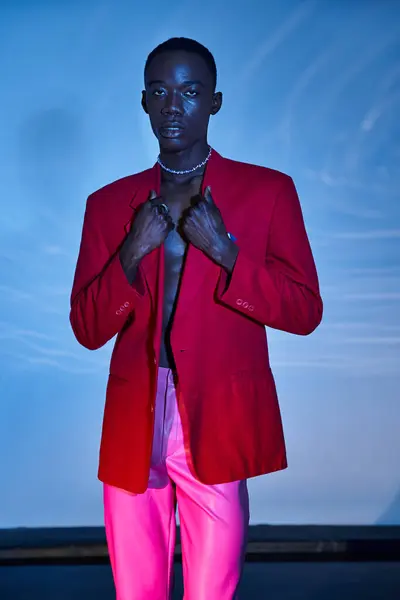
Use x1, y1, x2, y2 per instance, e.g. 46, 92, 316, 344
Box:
158, 136, 188, 153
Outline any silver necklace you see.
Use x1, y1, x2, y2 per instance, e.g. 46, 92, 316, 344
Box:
157, 146, 212, 175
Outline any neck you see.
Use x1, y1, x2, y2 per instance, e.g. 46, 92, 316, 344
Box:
160, 167, 206, 186
158, 140, 210, 173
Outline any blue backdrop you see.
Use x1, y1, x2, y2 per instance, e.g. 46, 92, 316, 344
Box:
0, 0, 399, 527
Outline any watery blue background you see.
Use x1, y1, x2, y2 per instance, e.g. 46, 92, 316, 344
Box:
0, 0, 399, 527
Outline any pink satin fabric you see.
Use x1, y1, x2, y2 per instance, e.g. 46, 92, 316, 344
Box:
103, 366, 250, 599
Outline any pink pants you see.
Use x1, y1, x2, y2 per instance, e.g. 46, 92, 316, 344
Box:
103, 366, 250, 599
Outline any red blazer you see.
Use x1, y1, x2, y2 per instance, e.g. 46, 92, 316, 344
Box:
70, 149, 323, 494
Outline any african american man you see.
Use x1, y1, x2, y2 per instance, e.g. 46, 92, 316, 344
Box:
70, 36, 323, 600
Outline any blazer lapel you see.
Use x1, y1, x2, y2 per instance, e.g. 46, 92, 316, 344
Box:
122, 149, 236, 323
123, 164, 162, 303
174, 149, 237, 321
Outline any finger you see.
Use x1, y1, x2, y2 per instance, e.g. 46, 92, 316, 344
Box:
149, 189, 158, 201
180, 220, 190, 241
203, 186, 213, 204
165, 213, 174, 227
181, 204, 192, 220
180, 211, 190, 227
182, 208, 197, 227
190, 193, 202, 208
152, 200, 168, 217
161, 203, 172, 217
148, 190, 162, 208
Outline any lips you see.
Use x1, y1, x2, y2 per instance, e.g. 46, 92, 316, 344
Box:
160, 121, 184, 130
159, 122, 185, 138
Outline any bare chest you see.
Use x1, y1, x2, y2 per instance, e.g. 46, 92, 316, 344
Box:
160, 178, 202, 266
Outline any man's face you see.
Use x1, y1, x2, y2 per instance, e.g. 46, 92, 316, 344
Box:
142, 50, 221, 151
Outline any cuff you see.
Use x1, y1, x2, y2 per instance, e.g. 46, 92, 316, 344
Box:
215, 249, 273, 319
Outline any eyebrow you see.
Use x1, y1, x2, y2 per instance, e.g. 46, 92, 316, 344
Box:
183, 80, 205, 86
147, 79, 205, 87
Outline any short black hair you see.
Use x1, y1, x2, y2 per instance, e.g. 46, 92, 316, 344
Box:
144, 37, 217, 90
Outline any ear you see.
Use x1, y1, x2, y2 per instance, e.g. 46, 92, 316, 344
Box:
210, 91, 222, 116
141, 90, 148, 114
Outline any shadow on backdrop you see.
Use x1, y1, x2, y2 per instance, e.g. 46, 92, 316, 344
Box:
16, 106, 87, 235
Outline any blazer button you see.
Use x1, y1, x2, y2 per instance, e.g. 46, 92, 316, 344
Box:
116, 309, 121, 315
124, 301, 130, 308
236, 298, 243, 306
243, 301, 249, 308
248, 305, 254, 311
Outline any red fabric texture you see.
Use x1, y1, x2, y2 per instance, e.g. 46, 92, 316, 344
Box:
69, 150, 323, 494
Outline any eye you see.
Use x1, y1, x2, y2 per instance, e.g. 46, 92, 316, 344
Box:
184, 90, 198, 97
152, 89, 165, 97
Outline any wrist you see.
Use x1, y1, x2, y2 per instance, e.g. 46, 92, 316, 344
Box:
215, 237, 239, 273
120, 243, 142, 272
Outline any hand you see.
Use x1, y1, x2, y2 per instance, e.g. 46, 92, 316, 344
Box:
121, 190, 174, 269
129, 190, 174, 257
180, 186, 238, 271
180, 186, 231, 263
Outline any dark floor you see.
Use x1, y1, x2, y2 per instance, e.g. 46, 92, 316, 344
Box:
1, 562, 400, 599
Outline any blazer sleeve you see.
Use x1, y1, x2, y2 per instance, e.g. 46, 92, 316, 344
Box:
69, 194, 147, 350
215, 175, 323, 335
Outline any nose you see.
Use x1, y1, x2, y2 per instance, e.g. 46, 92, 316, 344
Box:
161, 90, 183, 116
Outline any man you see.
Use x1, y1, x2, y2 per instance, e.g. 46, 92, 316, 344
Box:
70, 37, 323, 600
